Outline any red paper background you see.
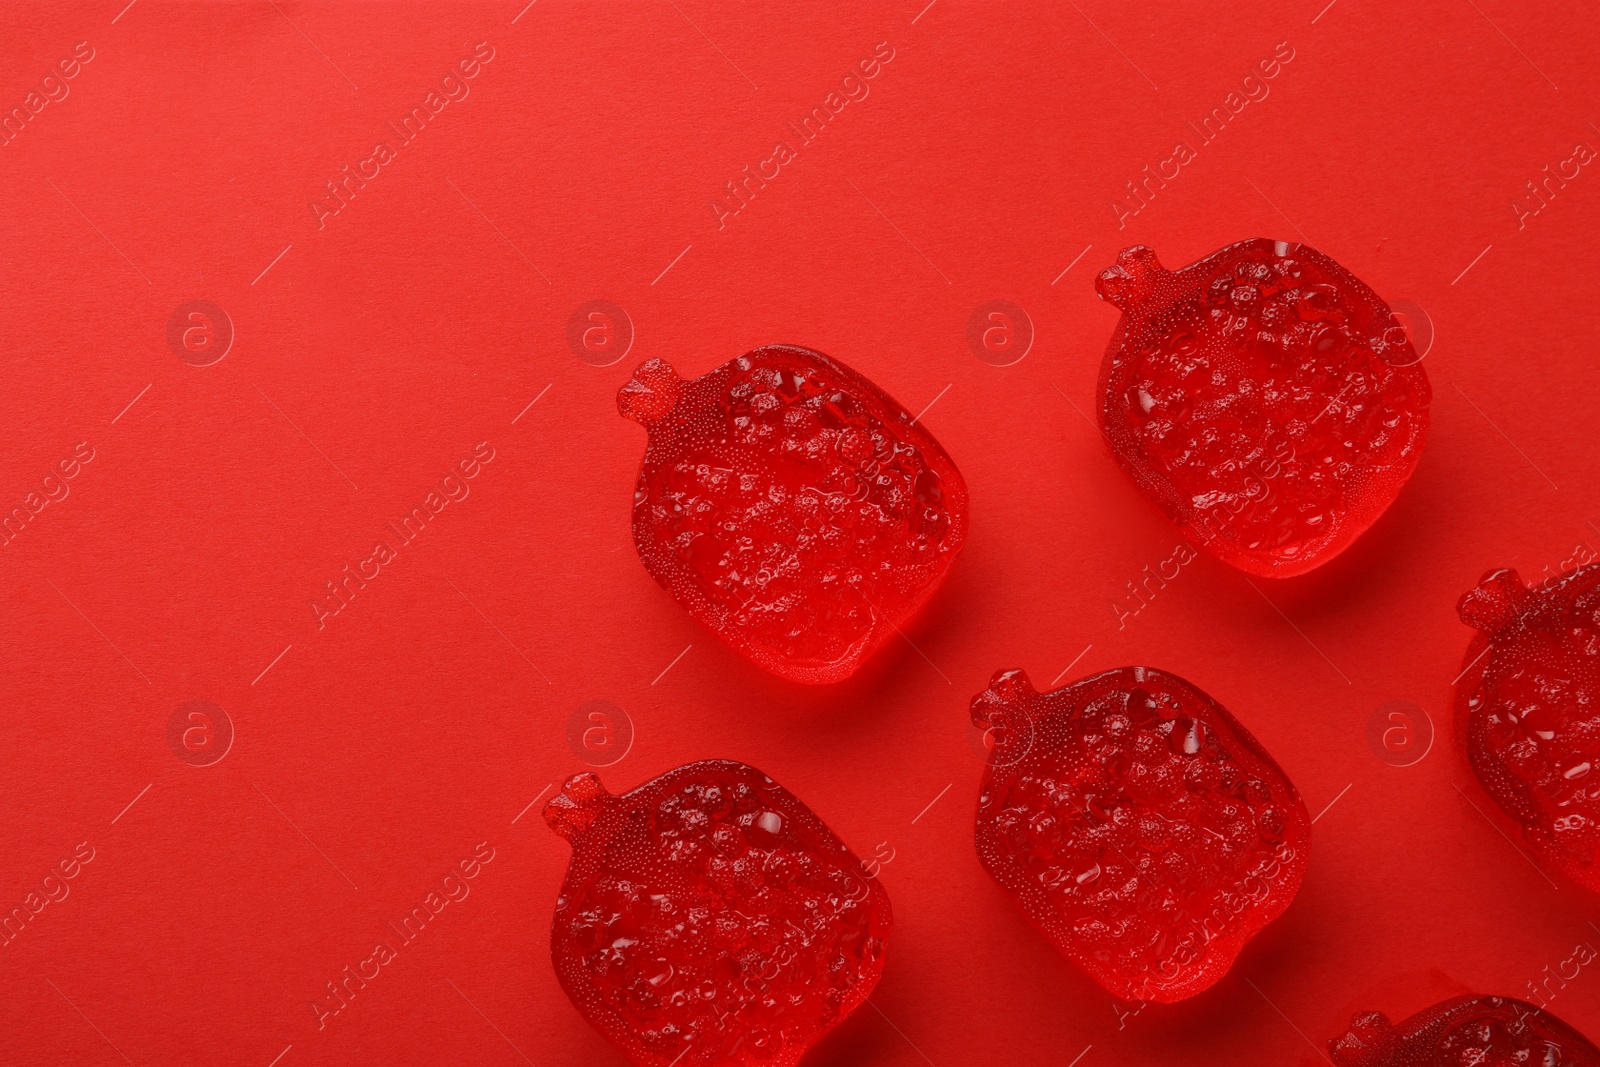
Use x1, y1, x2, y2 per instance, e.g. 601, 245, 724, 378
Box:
2, 2, 1598, 1064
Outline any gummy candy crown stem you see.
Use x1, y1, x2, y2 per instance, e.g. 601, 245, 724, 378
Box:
970, 667, 1037, 728
1457, 567, 1529, 634
1329, 1010, 1398, 1067
543, 772, 614, 843
1094, 246, 1170, 310
617, 358, 683, 429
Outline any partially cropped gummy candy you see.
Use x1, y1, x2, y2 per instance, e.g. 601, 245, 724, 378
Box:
1456, 564, 1600, 891
618, 344, 968, 684
544, 760, 892, 1067
971, 666, 1309, 1002
1328, 995, 1600, 1067
1094, 239, 1431, 578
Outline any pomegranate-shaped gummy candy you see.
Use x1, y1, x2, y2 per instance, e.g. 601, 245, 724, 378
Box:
544, 760, 892, 1066
1329, 995, 1600, 1067
1456, 564, 1600, 890
1094, 239, 1430, 577
618, 345, 968, 684
972, 666, 1309, 1002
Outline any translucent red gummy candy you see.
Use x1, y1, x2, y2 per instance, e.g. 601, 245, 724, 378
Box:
618, 344, 968, 684
553, 245, 1588, 1058
544, 760, 891, 1067
1456, 563, 1600, 890
1096, 239, 1430, 577
1329, 995, 1600, 1067
971, 666, 1309, 1002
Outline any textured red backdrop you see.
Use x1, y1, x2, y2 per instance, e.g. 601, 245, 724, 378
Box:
2, 2, 1598, 1065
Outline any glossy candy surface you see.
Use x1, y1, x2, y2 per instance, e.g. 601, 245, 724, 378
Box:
971, 666, 1309, 1002
619, 345, 967, 685
1328, 994, 1600, 1067
1095, 239, 1430, 577
1456, 564, 1600, 891
544, 760, 892, 1067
